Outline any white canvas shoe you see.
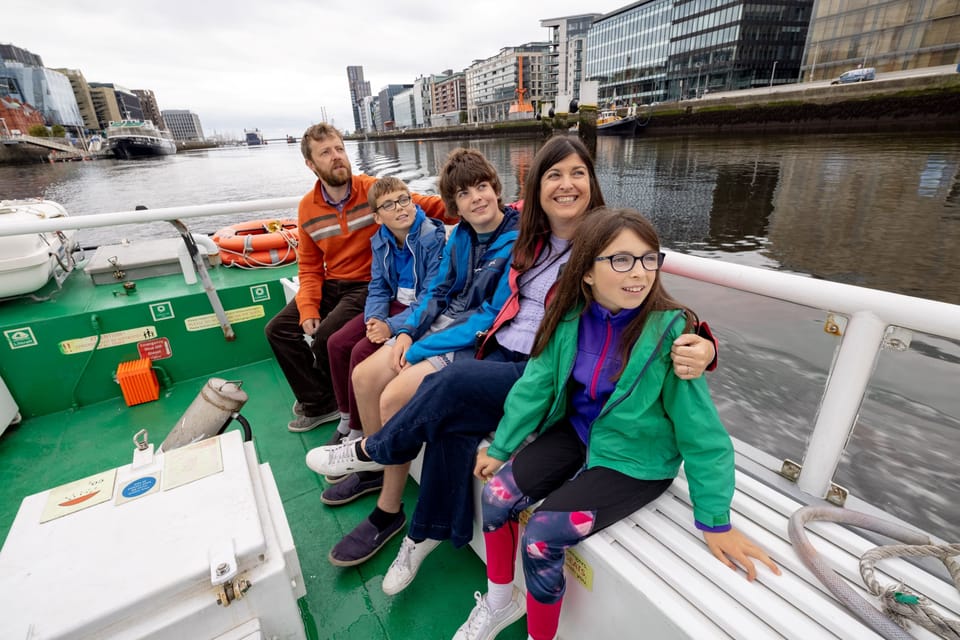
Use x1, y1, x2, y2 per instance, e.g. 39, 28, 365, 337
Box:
382, 536, 441, 595
305, 439, 384, 475
451, 588, 524, 640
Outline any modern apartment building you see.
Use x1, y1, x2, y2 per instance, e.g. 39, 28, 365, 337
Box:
53, 68, 98, 131
540, 14, 601, 113
133, 89, 164, 129
162, 109, 205, 141
88, 85, 123, 130
346, 66, 372, 132
392, 87, 416, 129
466, 42, 551, 123
800, 0, 960, 82
89, 83, 143, 123
430, 70, 467, 127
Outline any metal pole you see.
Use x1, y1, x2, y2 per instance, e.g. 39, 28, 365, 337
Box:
770, 60, 778, 87
696, 63, 702, 98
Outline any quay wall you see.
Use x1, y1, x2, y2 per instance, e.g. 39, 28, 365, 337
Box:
349, 72, 960, 143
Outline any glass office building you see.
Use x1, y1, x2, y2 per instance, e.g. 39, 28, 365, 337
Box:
585, 0, 673, 106
801, 0, 960, 82
584, 0, 814, 104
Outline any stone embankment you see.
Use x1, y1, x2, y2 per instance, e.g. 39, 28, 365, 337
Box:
348, 70, 960, 143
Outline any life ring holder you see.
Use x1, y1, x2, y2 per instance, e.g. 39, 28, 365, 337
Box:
213, 219, 298, 268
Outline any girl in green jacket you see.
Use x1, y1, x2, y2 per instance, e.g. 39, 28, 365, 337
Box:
453, 208, 780, 640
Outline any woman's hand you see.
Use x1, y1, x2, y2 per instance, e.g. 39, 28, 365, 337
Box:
703, 528, 781, 581
671, 334, 715, 379
474, 447, 503, 481
390, 334, 413, 372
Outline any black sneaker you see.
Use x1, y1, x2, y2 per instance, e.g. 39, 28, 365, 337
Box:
320, 471, 384, 506
328, 511, 406, 567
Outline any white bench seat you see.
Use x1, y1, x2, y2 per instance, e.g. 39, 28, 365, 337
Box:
410, 449, 958, 640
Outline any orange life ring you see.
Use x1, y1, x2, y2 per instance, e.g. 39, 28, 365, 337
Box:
213, 219, 298, 267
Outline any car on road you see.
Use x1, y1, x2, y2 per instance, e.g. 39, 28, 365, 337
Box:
831, 67, 876, 84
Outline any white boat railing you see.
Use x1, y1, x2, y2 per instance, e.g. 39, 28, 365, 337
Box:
3, 199, 959, 504
662, 250, 960, 500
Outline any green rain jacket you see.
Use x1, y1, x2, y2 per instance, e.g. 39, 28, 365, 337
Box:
487, 307, 735, 527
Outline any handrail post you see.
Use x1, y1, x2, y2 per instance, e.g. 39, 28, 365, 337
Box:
797, 310, 887, 498
168, 218, 235, 341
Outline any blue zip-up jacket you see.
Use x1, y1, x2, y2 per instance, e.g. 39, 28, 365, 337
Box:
399, 205, 520, 365
365, 205, 447, 335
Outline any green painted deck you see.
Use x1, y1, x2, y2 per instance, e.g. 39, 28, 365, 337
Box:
0, 265, 528, 639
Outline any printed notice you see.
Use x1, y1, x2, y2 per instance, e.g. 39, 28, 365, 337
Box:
40, 469, 117, 523
564, 547, 594, 591
162, 437, 223, 491
115, 472, 162, 506
59, 326, 158, 355
184, 306, 265, 332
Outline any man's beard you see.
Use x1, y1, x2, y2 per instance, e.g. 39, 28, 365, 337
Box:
317, 163, 351, 187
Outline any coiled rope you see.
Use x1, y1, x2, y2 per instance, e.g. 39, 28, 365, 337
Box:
789, 505, 960, 640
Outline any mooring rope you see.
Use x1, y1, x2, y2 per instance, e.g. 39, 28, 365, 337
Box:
788, 505, 960, 640
860, 542, 960, 639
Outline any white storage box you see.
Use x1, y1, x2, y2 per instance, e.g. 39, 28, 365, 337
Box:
0, 431, 306, 640
84, 237, 221, 285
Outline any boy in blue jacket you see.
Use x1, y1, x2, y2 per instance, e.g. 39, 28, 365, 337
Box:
307, 148, 520, 567
320, 176, 447, 497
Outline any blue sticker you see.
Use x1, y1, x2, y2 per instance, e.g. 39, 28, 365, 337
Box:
122, 476, 157, 498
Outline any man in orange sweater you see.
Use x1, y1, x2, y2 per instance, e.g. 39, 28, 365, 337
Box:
266, 123, 448, 433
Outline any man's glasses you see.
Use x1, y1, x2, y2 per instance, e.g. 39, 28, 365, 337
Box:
376, 194, 412, 212
595, 251, 665, 272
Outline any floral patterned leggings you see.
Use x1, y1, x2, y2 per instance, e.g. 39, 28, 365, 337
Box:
481, 422, 673, 639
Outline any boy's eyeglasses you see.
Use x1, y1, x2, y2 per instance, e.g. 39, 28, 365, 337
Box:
376, 195, 412, 212
595, 251, 665, 272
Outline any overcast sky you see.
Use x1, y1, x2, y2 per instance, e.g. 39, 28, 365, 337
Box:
5, 0, 618, 139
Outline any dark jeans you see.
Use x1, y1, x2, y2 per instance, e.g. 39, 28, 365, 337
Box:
363, 344, 528, 547
327, 300, 408, 427
264, 280, 367, 417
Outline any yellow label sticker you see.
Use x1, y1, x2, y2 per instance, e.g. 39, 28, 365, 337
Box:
564, 547, 593, 591
59, 326, 159, 355
184, 305, 265, 332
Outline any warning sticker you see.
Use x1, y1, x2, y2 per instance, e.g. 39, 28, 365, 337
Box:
59, 326, 159, 355
184, 305, 265, 332
138, 337, 172, 361
564, 547, 594, 591
163, 437, 223, 491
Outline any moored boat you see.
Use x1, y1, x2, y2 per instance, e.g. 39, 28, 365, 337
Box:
0, 198, 957, 639
105, 120, 177, 159
245, 129, 266, 146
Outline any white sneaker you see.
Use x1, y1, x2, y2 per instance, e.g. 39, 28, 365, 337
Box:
382, 537, 441, 595
452, 589, 525, 640
305, 439, 384, 475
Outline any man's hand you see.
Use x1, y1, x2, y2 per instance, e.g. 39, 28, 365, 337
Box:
671, 334, 715, 379
301, 318, 321, 336
390, 334, 413, 372
366, 318, 392, 344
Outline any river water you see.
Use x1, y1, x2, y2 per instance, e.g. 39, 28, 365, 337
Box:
1, 133, 958, 540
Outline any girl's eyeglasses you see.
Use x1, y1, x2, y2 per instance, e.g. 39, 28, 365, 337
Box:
595, 251, 665, 272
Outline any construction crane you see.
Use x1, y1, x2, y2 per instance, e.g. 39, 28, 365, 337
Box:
508, 55, 534, 115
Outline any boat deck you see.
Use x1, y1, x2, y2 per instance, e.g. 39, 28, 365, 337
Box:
0, 358, 527, 639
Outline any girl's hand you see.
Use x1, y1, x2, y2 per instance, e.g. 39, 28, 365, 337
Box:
671, 334, 715, 379
366, 318, 392, 343
390, 334, 413, 372
474, 447, 503, 480
703, 528, 781, 581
